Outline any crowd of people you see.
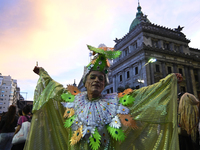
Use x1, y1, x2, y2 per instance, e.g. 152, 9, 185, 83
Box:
0, 105, 32, 150
0, 92, 200, 150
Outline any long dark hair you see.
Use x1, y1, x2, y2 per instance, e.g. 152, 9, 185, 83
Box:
5, 105, 16, 126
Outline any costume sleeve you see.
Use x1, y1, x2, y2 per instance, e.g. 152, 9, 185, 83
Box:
32, 68, 66, 112
117, 73, 179, 150
24, 68, 72, 150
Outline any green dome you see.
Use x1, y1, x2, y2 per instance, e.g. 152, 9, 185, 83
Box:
129, 18, 141, 31
129, 3, 151, 32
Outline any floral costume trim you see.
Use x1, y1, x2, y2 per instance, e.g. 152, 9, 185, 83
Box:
61, 87, 136, 150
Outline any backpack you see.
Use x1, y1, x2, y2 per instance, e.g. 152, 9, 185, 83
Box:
12, 116, 31, 145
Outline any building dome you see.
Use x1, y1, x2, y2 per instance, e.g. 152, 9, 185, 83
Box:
129, 3, 151, 32
98, 43, 106, 48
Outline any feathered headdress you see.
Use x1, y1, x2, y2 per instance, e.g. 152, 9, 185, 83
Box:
82, 44, 121, 85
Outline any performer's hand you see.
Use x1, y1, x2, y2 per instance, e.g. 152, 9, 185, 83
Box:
175, 73, 183, 83
33, 66, 42, 75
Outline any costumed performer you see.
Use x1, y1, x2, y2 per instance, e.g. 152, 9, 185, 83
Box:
24, 45, 182, 150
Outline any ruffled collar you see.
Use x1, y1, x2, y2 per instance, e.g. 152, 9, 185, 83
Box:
61, 91, 132, 148
74, 91, 119, 128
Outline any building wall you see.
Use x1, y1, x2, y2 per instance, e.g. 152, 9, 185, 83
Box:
104, 24, 200, 99
0, 73, 20, 113
77, 8, 200, 99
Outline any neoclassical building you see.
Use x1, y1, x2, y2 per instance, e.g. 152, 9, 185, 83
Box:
78, 3, 200, 99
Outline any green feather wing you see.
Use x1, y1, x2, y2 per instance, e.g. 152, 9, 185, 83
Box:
107, 126, 126, 142
89, 128, 101, 150
87, 45, 121, 59
119, 94, 135, 106
61, 92, 75, 102
64, 115, 76, 128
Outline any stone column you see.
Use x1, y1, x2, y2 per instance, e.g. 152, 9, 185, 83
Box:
146, 63, 151, 85
130, 65, 133, 87
113, 75, 116, 92
173, 63, 180, 93
170, 43, 174, 51
116, 74, 119, 92
198, 69, 200, 93
158, 40, 163, 49
184, 66, 193, 94
173, 64, 177, 73
137, 60, 142, 87
129, 45, 133, 53
142, 60, 147, 87
123, 70, 125, 88
190, 68, 197, 96
161, 62, 166, 78
150, 63, 155, 84
141, 59, 147, 87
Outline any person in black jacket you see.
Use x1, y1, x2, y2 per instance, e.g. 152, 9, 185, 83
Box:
0, 105, 18, 150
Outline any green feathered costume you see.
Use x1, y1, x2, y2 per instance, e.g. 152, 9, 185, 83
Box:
24, 68, 179, 150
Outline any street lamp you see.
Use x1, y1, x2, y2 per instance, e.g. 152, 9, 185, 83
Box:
137, 58, 157, 86
145, 58, 157, 65
137, 79, 144, 83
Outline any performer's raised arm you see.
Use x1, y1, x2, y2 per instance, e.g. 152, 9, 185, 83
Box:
33, 66, 41, 75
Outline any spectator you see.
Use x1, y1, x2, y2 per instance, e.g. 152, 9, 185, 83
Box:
0, 112, 6, 124
178, 93, 199, 150
0, 105, 18, 150
11, 105, 30, 150
18, 109, 23, 118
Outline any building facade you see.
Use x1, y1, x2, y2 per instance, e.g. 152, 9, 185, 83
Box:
0, 73, 20, 113
104, 3, 200, 99
78, 4, 200, 100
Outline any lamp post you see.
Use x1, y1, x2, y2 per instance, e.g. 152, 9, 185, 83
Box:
137, 58, 157, 87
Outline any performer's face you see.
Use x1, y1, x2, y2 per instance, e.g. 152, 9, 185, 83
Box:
85, 71, 105, 96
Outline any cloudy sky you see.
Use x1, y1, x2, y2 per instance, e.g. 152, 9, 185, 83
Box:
0, 0, 200, 100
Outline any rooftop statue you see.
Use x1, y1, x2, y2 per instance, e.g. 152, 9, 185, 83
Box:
174, 25, 184, 32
